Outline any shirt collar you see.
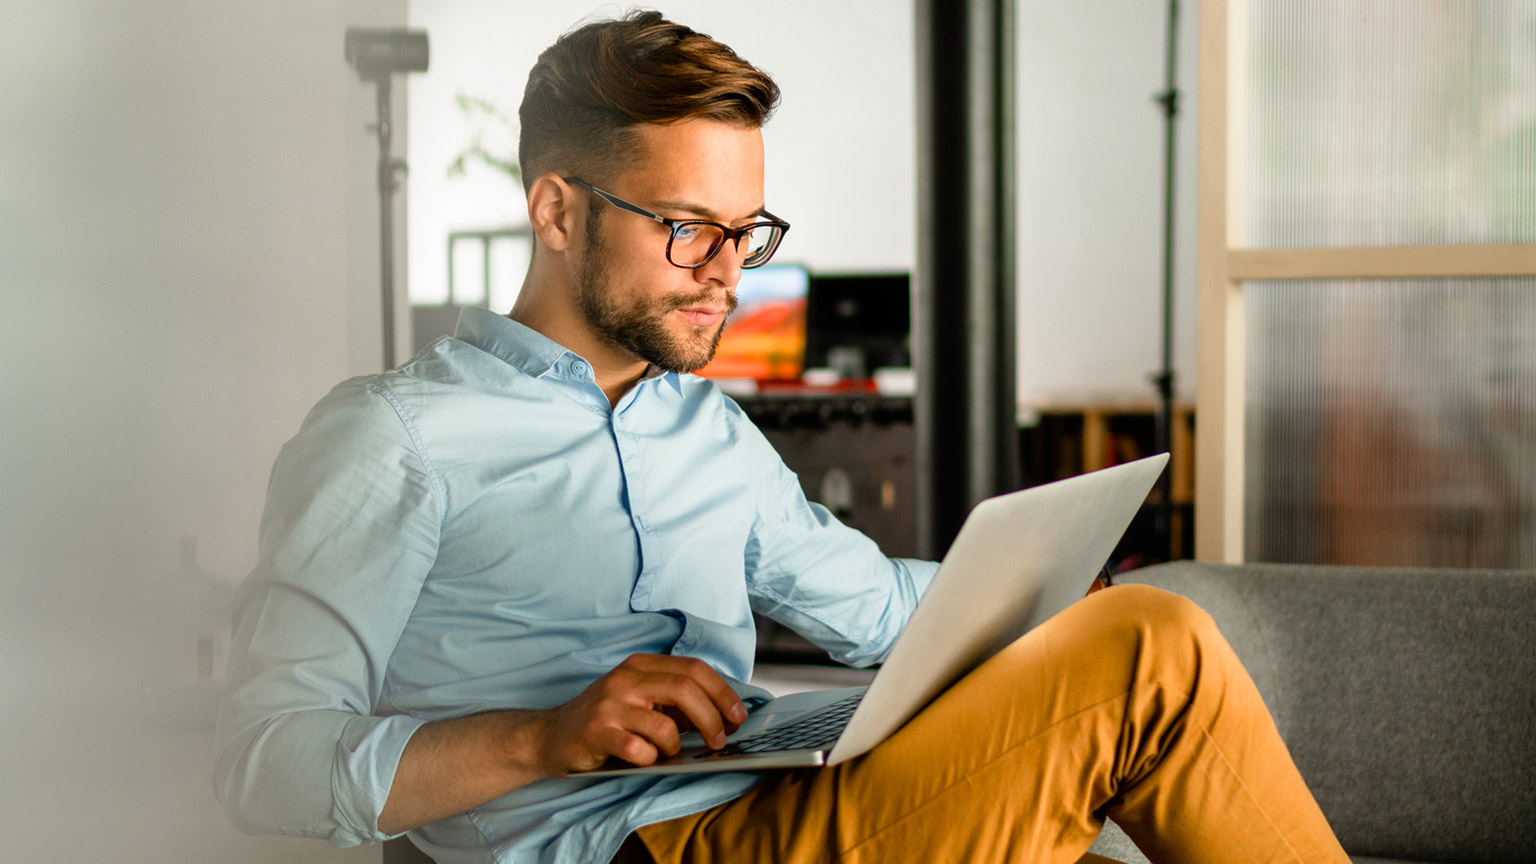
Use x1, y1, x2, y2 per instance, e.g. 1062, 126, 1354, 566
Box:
642, 363, 684, 395
454, 306, 684, 394
454, 307, 567, 377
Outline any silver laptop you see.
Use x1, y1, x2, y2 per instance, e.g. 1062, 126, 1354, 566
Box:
581, 453, 1169, 776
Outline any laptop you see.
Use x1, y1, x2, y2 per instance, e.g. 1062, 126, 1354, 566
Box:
580, 453, 1169, 776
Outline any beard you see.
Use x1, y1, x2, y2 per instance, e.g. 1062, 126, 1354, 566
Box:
574, 214, 738, 373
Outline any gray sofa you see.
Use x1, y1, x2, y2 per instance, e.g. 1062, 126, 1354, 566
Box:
1087, 561, 1536, 864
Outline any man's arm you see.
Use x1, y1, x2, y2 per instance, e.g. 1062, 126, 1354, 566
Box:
217, 384, 445, 845
732, 410, 940, 666
377, 654, 748, 834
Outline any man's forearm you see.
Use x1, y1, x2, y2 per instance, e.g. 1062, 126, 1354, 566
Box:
376, 654, 748, 835
378, 708, 553, 835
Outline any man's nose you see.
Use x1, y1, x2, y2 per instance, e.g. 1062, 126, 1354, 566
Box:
696, 239, 746, 287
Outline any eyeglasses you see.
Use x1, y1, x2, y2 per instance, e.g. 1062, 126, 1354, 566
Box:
564, 176, 790, 270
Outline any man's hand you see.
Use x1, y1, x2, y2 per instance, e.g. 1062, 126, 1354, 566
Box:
533, 654, 750, 774
379, 653, 748, 834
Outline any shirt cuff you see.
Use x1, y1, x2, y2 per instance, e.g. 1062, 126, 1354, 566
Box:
892, 557, 941, 598
329, 713, 429, 846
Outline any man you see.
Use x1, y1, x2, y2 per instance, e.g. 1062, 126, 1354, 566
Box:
216, 11, 1349, 864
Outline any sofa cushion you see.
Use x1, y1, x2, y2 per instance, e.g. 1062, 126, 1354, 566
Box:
1122, 562, 1536, 864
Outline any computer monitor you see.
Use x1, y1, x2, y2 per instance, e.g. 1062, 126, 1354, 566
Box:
695, 263, 810, 381
804, 272, 911, 377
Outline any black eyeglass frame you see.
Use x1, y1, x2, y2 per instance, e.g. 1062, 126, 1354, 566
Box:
563, 176, 790, 270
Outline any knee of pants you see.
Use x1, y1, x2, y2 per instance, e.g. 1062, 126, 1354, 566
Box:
1089, 583, 1225, 659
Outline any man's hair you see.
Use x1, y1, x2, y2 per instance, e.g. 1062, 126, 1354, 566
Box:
518, 10, 780, 191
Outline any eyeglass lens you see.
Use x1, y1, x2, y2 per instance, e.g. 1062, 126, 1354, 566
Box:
669, 223, 782, 268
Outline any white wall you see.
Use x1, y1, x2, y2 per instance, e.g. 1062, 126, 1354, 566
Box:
408, 1, 1198, 406
0, 1, 402, 861
1015, 0, 1201, 405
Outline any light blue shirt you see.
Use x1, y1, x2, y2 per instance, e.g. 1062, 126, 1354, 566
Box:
215, 307, 938, 864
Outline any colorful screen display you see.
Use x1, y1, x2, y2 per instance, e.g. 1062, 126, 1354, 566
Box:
695, 264, 809, 381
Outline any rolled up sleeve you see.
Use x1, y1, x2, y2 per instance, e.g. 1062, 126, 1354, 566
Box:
214, 381, 443, 846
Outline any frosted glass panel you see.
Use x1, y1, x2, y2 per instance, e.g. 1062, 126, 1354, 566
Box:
1245, 278, 1536, 567
1246, 0, 1536, 247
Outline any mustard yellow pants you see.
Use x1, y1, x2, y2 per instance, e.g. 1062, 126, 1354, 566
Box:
627, 584, 1349, 864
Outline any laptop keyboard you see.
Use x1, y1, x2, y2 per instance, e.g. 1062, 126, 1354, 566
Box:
714, 691, 865, 756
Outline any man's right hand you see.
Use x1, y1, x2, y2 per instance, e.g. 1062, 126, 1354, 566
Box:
380, 653, 749, 834
532, 653, 750, 774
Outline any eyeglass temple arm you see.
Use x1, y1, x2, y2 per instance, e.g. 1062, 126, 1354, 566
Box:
563, 177, 668, 225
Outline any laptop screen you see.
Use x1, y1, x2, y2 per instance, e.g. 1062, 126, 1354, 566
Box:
695, 263, 810, 382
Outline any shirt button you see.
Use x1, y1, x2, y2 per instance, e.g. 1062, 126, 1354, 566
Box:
571, 359, 588, 377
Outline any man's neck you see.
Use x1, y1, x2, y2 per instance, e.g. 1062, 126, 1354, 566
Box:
507, 305, 650, 408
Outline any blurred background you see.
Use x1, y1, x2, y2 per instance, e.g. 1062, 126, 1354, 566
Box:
0, 2, 1194, 859
9, 0, 1530, 861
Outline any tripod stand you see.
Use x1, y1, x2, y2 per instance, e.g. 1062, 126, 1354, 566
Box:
1150, 0, 1182, 560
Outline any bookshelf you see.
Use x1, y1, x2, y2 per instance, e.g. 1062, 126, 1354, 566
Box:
1019, 399, 1196, 563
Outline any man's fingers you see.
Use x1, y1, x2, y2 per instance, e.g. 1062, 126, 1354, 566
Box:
651, 676, 731, 748
551, 654, 750, 773
621, 654, 748, 730
554, 702, 677, 771
632, 701, 686, 755
594, 726, 659, 768
602, 703, 681, 762
604, 667, 728, 748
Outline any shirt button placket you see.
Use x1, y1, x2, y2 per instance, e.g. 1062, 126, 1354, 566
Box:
614, 418, 659, 608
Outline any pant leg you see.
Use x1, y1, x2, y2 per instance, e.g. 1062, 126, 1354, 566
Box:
634, 584, 1348, 864
614, 837, 1125, 864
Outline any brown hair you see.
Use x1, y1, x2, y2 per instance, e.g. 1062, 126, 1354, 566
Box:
518, 10, 780, 191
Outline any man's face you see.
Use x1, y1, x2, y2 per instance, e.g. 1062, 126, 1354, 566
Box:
572, 120, 766, 373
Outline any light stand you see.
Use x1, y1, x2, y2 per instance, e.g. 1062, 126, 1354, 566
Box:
345, 29, 429, 370
1150, 0, 1181, 560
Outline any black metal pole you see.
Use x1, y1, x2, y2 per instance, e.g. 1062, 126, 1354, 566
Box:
374, 76, 398, 371
914, 0, 1019, 560
1151, 0, 1181, 558
345, 28, 428, 371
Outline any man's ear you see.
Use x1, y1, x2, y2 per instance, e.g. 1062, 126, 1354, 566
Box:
527, 173, 579, 253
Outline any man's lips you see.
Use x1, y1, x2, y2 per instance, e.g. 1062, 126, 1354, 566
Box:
676, 306, 727, 327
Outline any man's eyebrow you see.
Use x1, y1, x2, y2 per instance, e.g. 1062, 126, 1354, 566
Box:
650, 197, 768, 223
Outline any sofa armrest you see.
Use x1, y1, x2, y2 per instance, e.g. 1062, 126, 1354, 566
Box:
1120, 562, 1536, 864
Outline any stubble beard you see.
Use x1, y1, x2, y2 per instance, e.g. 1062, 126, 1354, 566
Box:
573, 213, 737, 374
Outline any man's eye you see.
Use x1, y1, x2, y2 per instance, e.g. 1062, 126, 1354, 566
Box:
674, 225, 702, 243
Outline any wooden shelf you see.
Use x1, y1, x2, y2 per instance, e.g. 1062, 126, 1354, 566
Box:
1019, 400, 1196, 561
